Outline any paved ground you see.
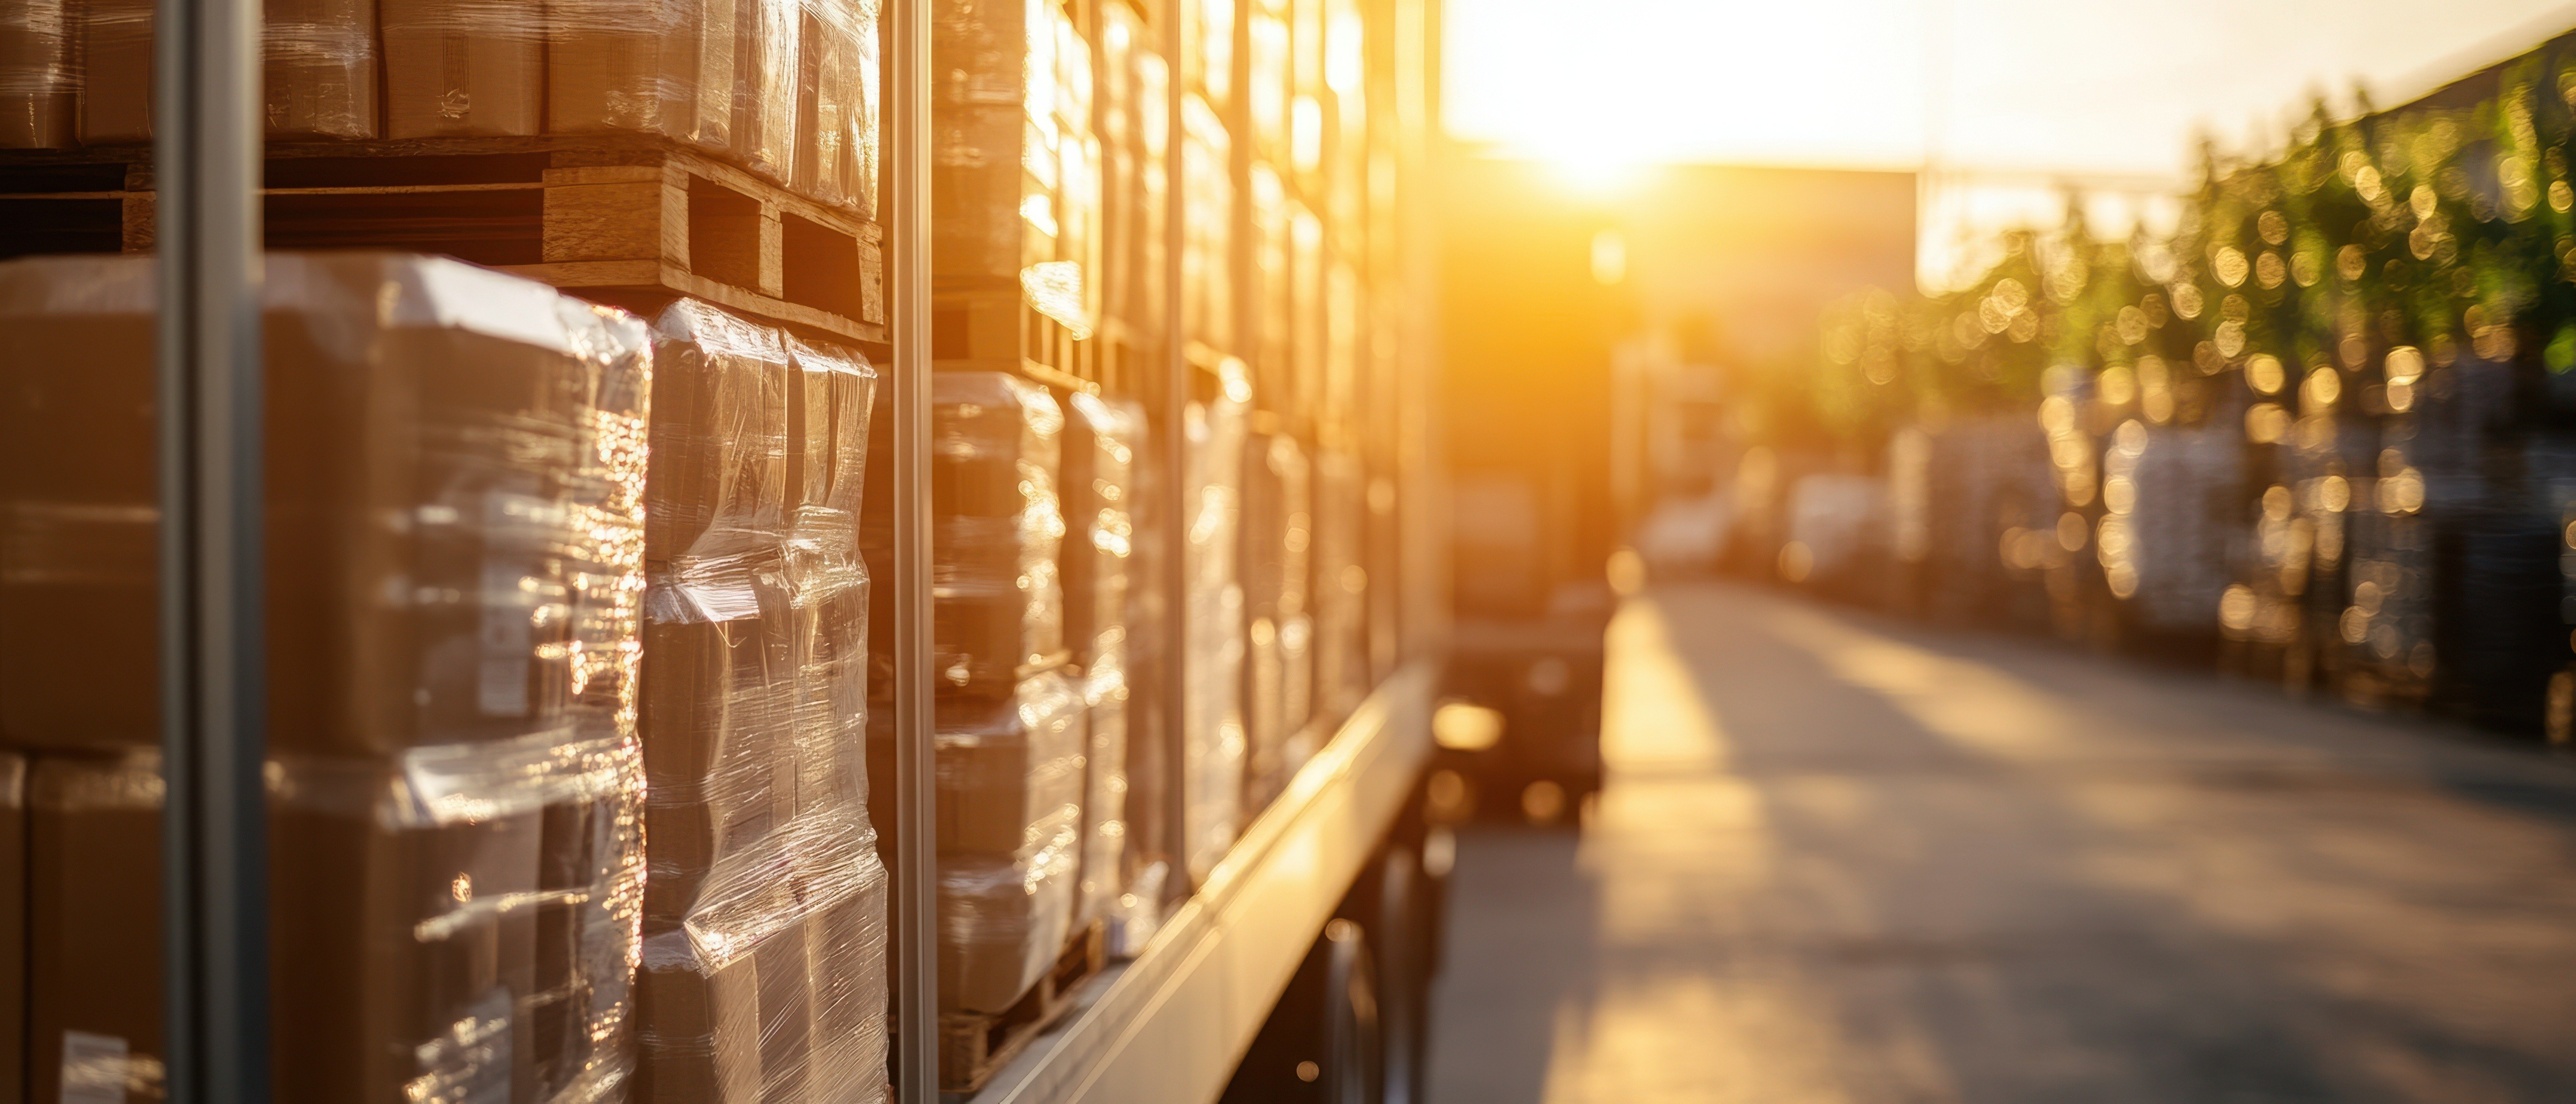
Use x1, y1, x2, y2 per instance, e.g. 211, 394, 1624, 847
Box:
1425, 582, 2576, 1104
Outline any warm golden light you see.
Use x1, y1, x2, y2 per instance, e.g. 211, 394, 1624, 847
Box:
1590, 229, 1627, 286
1433, 702, 1506, 751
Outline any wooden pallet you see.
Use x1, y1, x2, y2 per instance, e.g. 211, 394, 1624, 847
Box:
938, 920, 1109, 1094
0, 133, 884, 347
930, 277, 1115, 395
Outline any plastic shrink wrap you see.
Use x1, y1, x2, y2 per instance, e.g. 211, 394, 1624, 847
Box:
856, 373, 1079, 1013
0, 752, 22, 1095
22, 0, 879, 215
0, 0, 75, 147
924, 372, 1068, 697
1312, 449, 1368, 723
1095, 3, 1170, 343
636, 300, 889, 1104
1064, 393, 1140, 927
1180, 94, 1235, 352
935, 669, 1086, 1013
0, 252, 652, 1103
73, 0, 378, 142
932, 0, 1099, 332
1242, 432, 1313, 810
1183, 389, 1249, 881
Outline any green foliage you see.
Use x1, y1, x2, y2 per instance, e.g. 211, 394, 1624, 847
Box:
1764, 33, 2576, 450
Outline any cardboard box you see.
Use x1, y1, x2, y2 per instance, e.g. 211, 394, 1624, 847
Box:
0, 751, 25, 1098
1076, 660, 1127, 926
934, 669, 1085, 857
637, 609, 798, 922
794, 0, 878, 215
635, 918, 820, 1104
26, 752, 161, 1104
733, 0, 801, 182
75, 0, 378, 142
263, 0, 381, 138
381, 0, 542, 137
636, 848, 888, 1103
0, 0, 75, 147
0, 254, 651, 759
74, 0, 154, 141
785, 337, 876, 816
636, 937, 767, 1104
644, 300, 791, 565
1061, 393, 1140, 663
936, 849, 1076, 1015
545, 0, 738, 151
804, 859, 889, 1097
23, 748, 644, 1104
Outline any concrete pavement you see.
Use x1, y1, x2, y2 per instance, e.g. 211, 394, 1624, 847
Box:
1427, 582, 2576, 1104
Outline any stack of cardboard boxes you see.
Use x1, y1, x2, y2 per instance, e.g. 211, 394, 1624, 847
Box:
0, 257, 897, 1104
921, 372, 1086, 1016
0, 0, 879, 218
634, 300, 889, 1104
1181, 381, 1249, 884
0, 253, 654, 1102
1062, 393, 1141, 933
1241, 432, 1314, 809
929, 0, 1100, 366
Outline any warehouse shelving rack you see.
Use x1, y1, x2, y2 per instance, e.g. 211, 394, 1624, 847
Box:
146, 0, 1439, 1100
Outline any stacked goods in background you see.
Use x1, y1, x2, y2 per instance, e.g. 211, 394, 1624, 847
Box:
1242, 432, 1315, 809
0, 253, 651, 1102
930, 0, 1099, 373
1062, 393, 1146, 939
1182, 379, 1251, 882
1726, 30, 2576, 738
635, 301, 888, 1103
920, 0, 1413, 998
922, 373, 1084, 1018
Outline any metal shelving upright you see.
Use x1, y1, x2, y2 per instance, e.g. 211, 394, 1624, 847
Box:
154, 0, 269, 1097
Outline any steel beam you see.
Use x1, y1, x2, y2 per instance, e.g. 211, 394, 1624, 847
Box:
886, 0, 940, 1097
154, 0, 269, 1097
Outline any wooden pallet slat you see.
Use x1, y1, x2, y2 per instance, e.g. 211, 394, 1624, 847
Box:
0, 133, 886, 347
938, 921, 1110, 1095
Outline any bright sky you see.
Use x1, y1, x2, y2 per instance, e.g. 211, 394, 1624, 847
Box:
1444, 0, 2576, 178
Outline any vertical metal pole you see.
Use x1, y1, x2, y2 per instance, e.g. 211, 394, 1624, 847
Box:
156, 0, 267, 1096
1161, 0, 1193, 904
887, 0, 939, 1097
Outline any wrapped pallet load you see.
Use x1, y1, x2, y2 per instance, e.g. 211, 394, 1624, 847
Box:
1311, 449, 1368, 721
925, 372, 1089, 1013
1180, 94, 1235, 353
930, 0, 1099, 341
634, 300, 889, 1104
1063, 393, 1141, 930
1241, 432, 1313, 810
1183, 381, 1250, 881
935, 670, 1085, 1013
0, 253, 649, 1102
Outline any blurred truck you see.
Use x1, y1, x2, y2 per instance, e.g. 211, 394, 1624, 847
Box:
1433, 153, 1629, 820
